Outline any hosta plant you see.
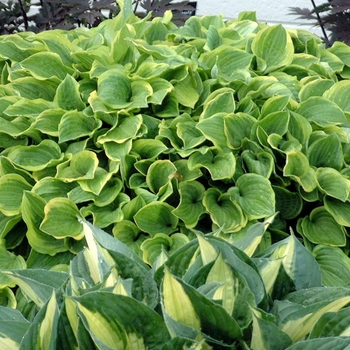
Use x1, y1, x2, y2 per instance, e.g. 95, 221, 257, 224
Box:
2, 0, 350, 348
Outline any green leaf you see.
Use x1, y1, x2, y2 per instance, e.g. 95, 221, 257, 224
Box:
273, 186, 303, 220
316, 167, 350, 201
172, 180, 206, 228
56, 151, 99, 182
54, 74, 86, 111
286, 337, 350, 350
0, 306, 30, 349
40, 198, 84, 239
97, 69, 132, 109
275, 287, 350, 342
73, 292, 170, 349
252, 24, 294, 73
22, 191, 68, 255
310, 307, 350, 338
196, 114, 229, 150
229, 173, 275, 220
297, 97, 348, 127
200, 88, 236, 119
224, 112, 256, 149
324, 196, 350, 227
233, 215, 274, 257
20, 52, 74, 80
58, 111, 101, 144
145, 159, 177, 196
283, 151, 317, 192
188, 149, 236, 180
0, 174, 32, 216
97, 114, 143, 144
7, 139, 63, 172
2, 269, 68, 307
203, 188, 246, 232
324, 80, 350, 112
134, 202, 178, 236
300, 207, 346, 246
162, 267, 243, 344
199, 46, 253, 78
314, 245, 350, 287
250, 306, 292, 350
282, 232, 322, 290
241, 150, 274, 178
307, 133, 343, 170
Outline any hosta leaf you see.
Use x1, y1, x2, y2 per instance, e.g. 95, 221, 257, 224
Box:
324, 80, 350, 112
207, 253, 254, 328
58, 111, 101, 144
316, 167, 350, 201
196, 114, 229, 150
173, 69, 200, 109
324, 196, 350, 227
250, 306, 292, 350
233, 215, 274, 257
172, 180, 206, 228
32, 109, 66, 137
310, 307, 350, 338
0, 306, 30, 349
54, 74, 86, 111
203, 188, 246, 232
0, 174, 32, 216
273, 186, 303, 220
73, 292, 170, 349
284, 151, 317, 192
146, 160, 177, 194
224, 112, 256, 149
22, 191, 68, 255
162, 267, 242, 344
299, 79, 334, 102
199, 46, 253, 78
20, 52, 74, 80
260, 95, 290, 118
134, 202, 178, 236
132, 139, 168, 159
241, 150, 274, 178
0, 240, 26, 289
200, 88, 236, 119
297, 97, 348, 127
6, 139, 63, 172
40, 198, 84, 239
11, 76, 58, 101
229, 173, 275, 220
313, 245, 350, 287
188, 149, 236, 180
2, 269, 68, 307
286, 337, 350, 350
252, 24, 294, 73
56, 151, 98, 182
97, 69, 132, 109
141, 233, 189, 266
19, 290, 62, 350
282, 232, 322, 290
300, 207, 346, 246
307, 133, 343, 170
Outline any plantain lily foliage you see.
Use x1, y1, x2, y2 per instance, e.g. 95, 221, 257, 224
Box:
1, 0, 350, 348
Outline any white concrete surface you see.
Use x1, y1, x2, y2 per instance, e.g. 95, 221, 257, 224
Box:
195, 0, 324, 37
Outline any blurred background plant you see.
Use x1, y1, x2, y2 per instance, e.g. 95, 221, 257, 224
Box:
290, 0, 350, 46
0, 0, 196, 34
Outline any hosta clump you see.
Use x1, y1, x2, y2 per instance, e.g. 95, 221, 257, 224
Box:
2, 0, 350, 347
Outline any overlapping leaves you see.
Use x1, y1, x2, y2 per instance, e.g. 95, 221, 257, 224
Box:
1, 4, 350, 349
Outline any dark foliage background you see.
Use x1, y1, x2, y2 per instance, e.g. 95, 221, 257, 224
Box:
0, 0, 196, 34
290, 0, 350, 45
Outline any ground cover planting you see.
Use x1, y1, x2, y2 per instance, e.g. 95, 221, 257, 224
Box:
2, 1, 350, 348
